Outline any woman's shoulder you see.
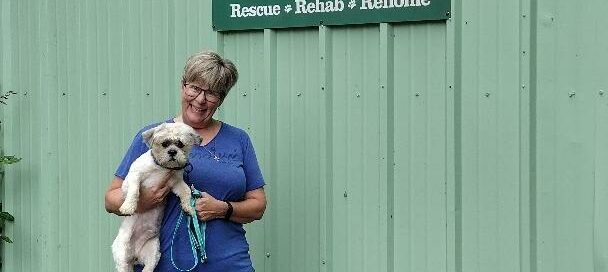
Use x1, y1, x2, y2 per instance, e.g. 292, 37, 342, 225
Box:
218, 122, 253, 146
219, 122, 249, 138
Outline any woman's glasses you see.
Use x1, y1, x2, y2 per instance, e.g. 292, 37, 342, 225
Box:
183, 83, 221, 104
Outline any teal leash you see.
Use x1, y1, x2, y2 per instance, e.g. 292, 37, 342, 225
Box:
189, 187, 207, 262
170, 164, 207, 271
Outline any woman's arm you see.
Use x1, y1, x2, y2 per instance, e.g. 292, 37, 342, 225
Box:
104, 174, 174, 215
229, 188, 266, 223
104, 177, 126, 215
196, 188, 267, 224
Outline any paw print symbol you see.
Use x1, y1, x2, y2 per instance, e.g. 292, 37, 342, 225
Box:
284, 5, 292, 13
348, 0, 356, 9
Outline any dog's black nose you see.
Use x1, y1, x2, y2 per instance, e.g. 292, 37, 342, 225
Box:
168, 149, 177, 157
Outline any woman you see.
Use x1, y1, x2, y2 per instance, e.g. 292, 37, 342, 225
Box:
105, 50, 267, 271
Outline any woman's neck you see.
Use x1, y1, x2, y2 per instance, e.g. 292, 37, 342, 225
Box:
175, 115, 222, 145
174, 115, 217, 130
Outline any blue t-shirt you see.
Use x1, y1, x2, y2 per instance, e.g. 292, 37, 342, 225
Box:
115, 120, 265, 272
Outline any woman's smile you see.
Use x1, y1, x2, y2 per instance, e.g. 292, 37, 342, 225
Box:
189, 103, 207, 113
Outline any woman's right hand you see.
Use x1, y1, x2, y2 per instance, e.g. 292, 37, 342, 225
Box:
135, 171, 174, 213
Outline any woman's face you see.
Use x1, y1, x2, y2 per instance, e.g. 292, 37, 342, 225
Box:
180, 82, 221, 128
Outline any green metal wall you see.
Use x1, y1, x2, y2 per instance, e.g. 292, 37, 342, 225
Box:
1, 0, 608, 271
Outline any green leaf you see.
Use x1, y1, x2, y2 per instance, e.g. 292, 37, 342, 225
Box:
0, 211, 15, 221
1, 236, 13, 243
0, 155, 21, 165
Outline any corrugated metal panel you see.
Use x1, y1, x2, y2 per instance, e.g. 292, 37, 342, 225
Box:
327, 25, 384, 272
392, 22, 447, 272
535, 0, 608, 271
3, 0, 608, 272
457, 0, 524, 271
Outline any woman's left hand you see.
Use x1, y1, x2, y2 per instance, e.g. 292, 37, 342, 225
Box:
195, 192, 228, 221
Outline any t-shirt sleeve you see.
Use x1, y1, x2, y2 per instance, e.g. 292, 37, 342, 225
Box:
242, 133, 265, 192
114, 130, 149, 179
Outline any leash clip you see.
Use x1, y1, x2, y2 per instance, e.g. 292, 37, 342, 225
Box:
190, 185, 202, 198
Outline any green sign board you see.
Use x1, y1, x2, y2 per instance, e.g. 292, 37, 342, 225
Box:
212, 0, 451, 31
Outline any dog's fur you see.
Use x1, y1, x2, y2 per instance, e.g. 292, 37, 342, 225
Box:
112, 122, 201, 272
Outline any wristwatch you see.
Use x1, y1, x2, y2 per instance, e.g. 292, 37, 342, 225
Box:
224, 201, 233, 220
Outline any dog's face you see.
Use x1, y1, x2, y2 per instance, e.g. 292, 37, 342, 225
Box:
141, 122, 202, 169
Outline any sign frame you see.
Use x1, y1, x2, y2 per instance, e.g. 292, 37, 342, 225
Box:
212, 0, 451, 31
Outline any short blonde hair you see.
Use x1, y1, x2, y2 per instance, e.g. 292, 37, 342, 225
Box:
181, 51, 238, 101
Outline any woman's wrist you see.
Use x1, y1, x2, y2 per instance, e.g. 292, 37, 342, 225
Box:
210, 199, 231, 220
224, 201, 233, 220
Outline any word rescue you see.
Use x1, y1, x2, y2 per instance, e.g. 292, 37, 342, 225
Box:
230, 4, 282, 17
230, 0, 433, 18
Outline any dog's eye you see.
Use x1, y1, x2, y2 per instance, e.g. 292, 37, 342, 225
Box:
161, 140, 171, 148
176, 140, 185, 148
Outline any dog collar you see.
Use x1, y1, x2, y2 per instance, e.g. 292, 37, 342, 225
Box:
151, 154, 188, 171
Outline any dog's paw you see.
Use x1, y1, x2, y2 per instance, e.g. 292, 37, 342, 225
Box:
119, 202, 137, 215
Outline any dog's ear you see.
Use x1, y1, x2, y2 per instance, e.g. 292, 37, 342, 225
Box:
190, 132, 202, 146
142, 126, 157, 148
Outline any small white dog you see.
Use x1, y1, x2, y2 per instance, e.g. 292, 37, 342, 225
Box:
112, 122, 201, 272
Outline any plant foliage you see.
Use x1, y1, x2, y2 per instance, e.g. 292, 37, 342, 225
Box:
0, 91, 18, 244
